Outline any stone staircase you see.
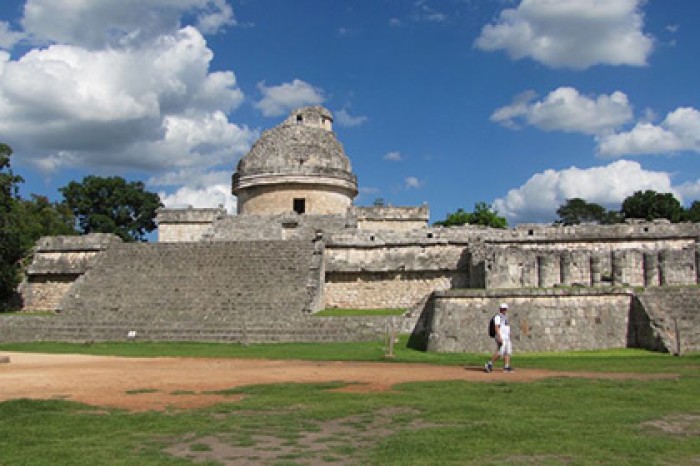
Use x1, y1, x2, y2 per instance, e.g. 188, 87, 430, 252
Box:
58, 240, 316, 324
633, 286, 700, 354
0, 314, 399, 344
2, 236, 405, 344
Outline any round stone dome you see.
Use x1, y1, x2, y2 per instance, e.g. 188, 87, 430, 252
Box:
232, 106, 358, 215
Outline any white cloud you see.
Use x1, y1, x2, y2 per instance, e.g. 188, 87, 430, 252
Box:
359, 186, 380, 195
334, 108, 368, 127
413, 1, 448, 23
0, 26, 253, 173
475, 0, 654, 69
598, 107, 700, 156
20, 0, 234, 49
493, 160, 678, 224
405, 176, 423, 189
254, 79, 325, 117
676, 179, 700, 203
195, 0, 236, 34
153, 169, 237, 212
383, 151, 402, 161
159, 184, 236, 213
492, 87, 633, 135
0, 21, 24, 49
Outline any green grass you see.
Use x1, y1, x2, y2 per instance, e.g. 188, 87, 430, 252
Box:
0, 369, 698, 464
1, 340, 699, 464
314, 307, 407, 316
1, 337, 697, 374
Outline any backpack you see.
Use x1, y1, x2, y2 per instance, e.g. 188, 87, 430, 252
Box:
488, 314, 497, 338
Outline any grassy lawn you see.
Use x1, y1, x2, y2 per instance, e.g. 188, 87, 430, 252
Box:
0, 340, 698, 465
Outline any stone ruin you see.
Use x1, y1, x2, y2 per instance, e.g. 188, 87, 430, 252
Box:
7, 106, 700, 354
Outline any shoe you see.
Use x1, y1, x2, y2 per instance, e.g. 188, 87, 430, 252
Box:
503, 366, 513, 373
484, 362, 493, 373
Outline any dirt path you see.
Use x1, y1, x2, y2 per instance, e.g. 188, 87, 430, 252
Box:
0, 352, 676, 411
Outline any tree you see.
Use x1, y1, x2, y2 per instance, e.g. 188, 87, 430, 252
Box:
434, 208, 471, 227
469, 202, 508, 228
15, 195, 76, 252
60, 176, 163, 242
434, 202, 507, 229
682, 200, 700, 222
0, 144, 24, 307
555, 198, 608, 225
621, 190, 683, 223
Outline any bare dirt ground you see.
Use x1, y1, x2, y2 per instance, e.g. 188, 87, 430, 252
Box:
0, 352, 677, 412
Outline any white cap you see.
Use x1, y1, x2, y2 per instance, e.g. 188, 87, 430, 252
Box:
499, 303, 508, 310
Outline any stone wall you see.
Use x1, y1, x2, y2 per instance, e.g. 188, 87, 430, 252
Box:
324, 270, 466, 309
324, 239, 469, 309
419, 287, 700, 353
157, 207, 226, 242
633, 287, 700, 355
423, 289, 634, 353
479, 245, 698, 289
350, 205, 429, 231
237, 183, 354, 215
19, 234, 121, 311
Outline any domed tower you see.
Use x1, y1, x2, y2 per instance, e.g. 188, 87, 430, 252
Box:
232, 106, 358, 215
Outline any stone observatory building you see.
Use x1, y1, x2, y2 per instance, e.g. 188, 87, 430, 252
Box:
233, 106, 358, 216
10, 106, 700, 354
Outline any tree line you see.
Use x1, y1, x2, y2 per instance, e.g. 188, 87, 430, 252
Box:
555, 193, 700, 225
436, 193, 699, 229
1, 144, 161, 309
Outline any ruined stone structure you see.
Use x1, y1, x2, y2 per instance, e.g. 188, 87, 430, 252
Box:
232, 106, 357, 216
10, 106, 700, 353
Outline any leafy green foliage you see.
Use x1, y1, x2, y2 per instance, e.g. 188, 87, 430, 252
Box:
682, 200, 700, 222
60, 176, 162, 242
0, 144, 24, 308
556, 191, 699, 225
435, 202, 507, 228
556, 197, 609, 225
433, 207, 471, 227
621, 190, 684, 222
1, 144, 80, 309
15, 194, 76, 252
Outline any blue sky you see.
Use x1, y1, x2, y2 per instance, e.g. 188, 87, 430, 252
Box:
1, 0, 699, 226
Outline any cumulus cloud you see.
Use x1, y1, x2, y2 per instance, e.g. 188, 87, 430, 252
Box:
152, 169, 237, 212
598, 107, 700, 156
0, 21, 24, 49
492, 87, 633, 135
0, 0, 255, 213
334, 108, 368, 127
676, 179, 700, 203
20, 0, 234, 49
383, 151, 402, 161
475, 0, 654, 69
405, 176, 423, 189
254, 79, 325, 117
493, 160, 678, 224
0, 26, 253, 173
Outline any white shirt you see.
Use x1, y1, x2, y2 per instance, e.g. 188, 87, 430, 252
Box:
494, 312, 510, 340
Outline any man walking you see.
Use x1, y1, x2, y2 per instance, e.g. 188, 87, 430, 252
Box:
485, 303, 513, 373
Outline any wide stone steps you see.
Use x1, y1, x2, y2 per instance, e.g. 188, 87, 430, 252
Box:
59, 240, 317, 322
0, 316, 395, 344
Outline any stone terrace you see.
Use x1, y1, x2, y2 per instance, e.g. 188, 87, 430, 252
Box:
59, 240, 316, 323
